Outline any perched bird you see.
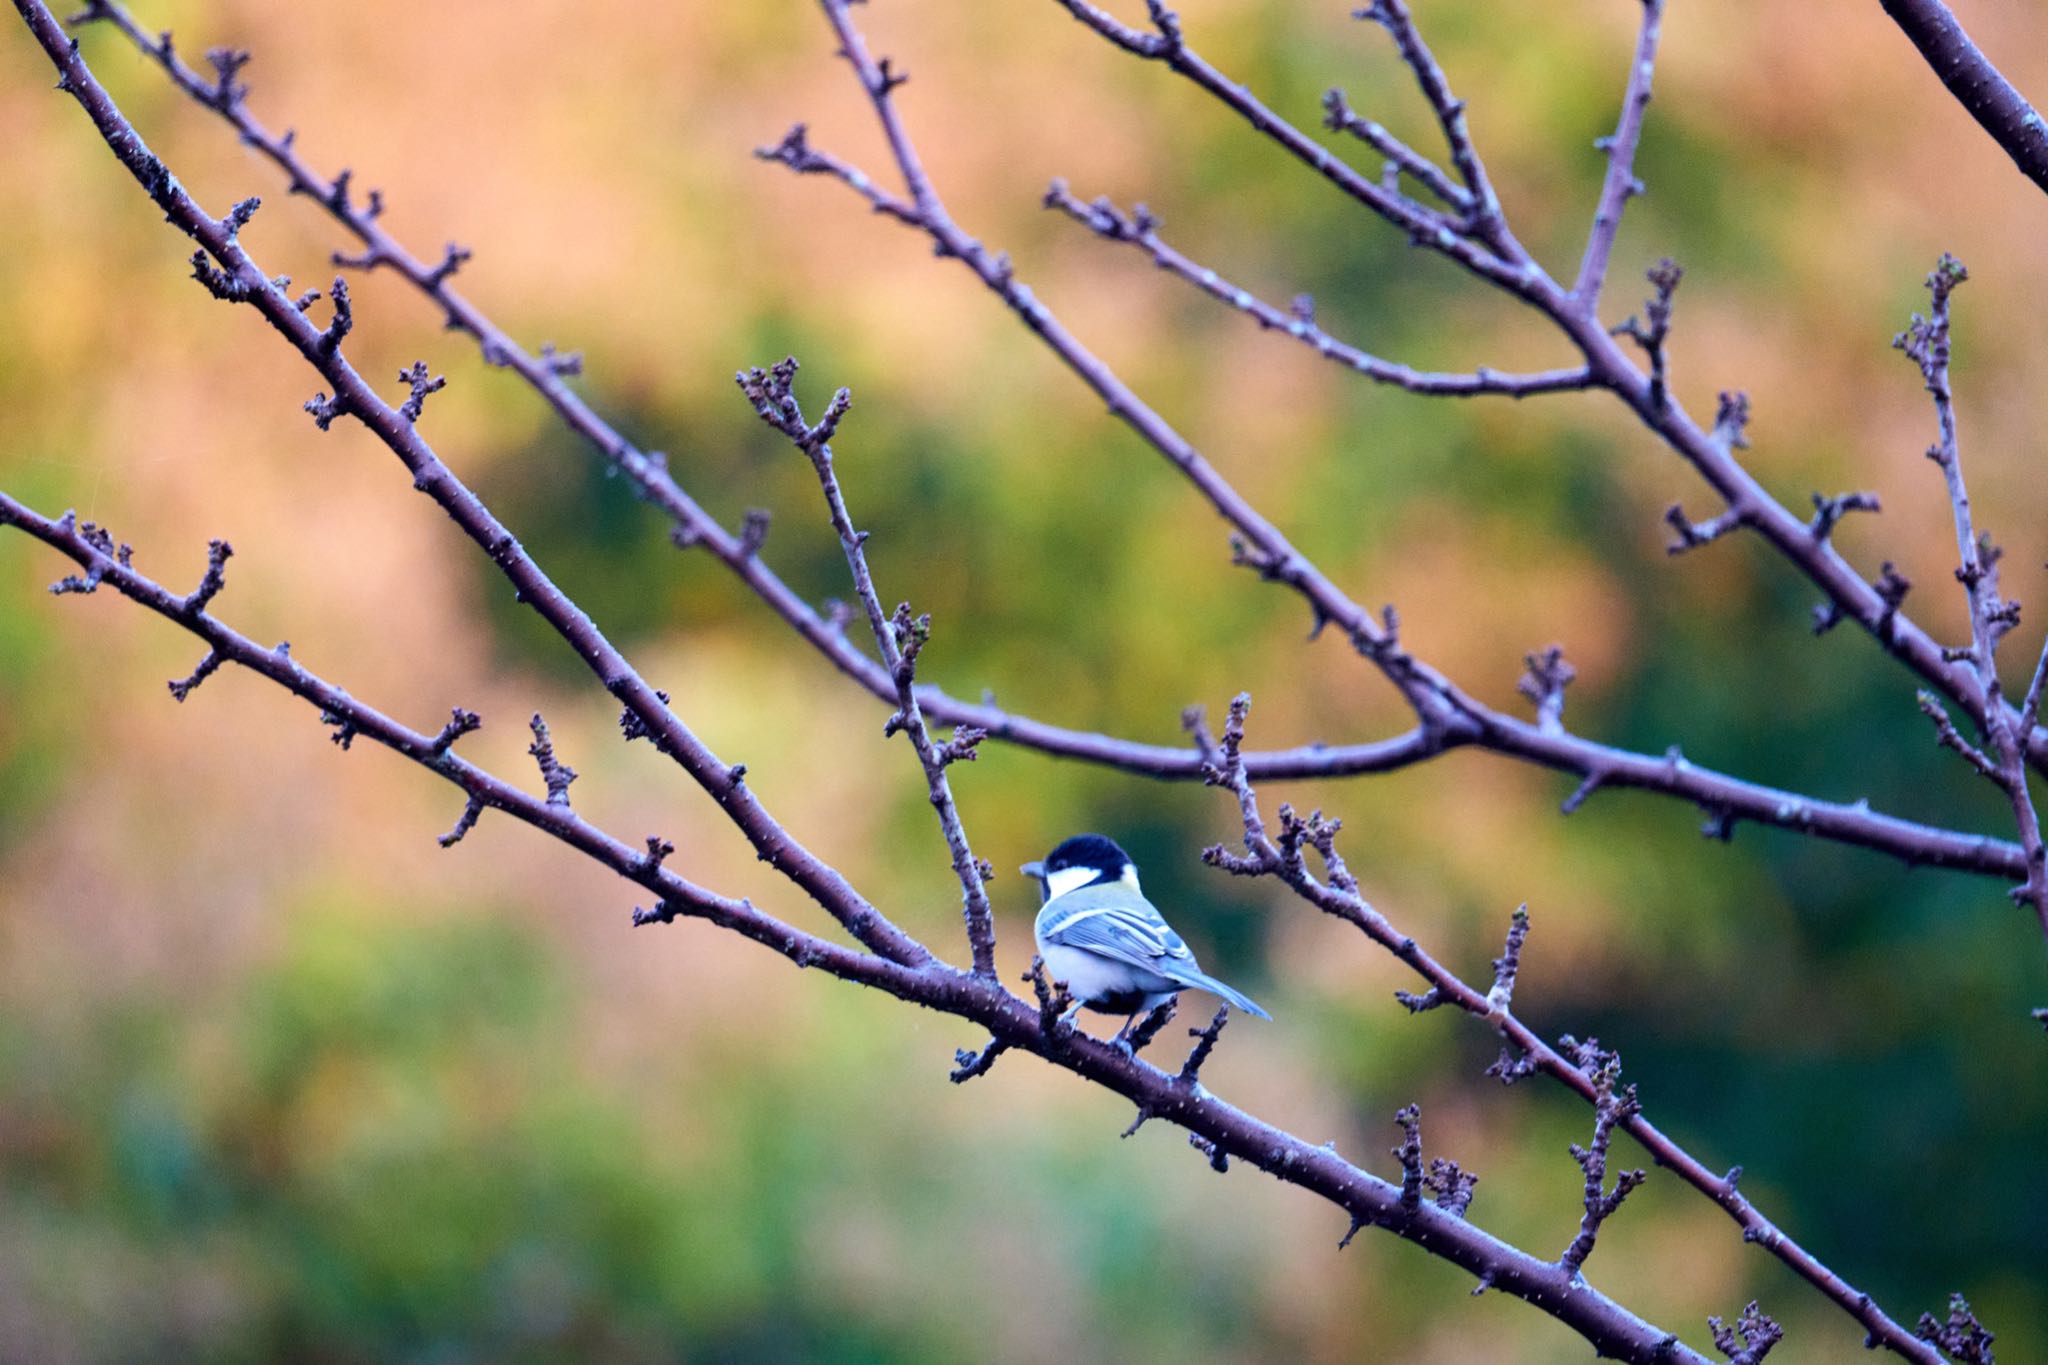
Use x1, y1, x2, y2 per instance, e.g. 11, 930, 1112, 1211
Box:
1022, 833, 1270, 1042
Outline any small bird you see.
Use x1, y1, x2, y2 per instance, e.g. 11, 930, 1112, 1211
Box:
1022, 833, 1270, 1043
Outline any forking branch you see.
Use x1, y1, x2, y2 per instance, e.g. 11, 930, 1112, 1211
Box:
64, 0, 2038, 887
773, 0, 2028, 1357
0, 7, 1776, 1334
1, 0, 2026, 1359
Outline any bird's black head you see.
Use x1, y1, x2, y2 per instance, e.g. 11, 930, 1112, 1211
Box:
1020, 833, 1135, 902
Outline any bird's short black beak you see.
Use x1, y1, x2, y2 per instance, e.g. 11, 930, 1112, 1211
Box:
1019, 860, 1045, 881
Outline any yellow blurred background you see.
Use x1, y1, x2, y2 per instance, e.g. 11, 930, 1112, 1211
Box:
2, 0, 2045, 1360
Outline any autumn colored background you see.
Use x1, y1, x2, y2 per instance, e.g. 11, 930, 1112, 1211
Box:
2, 1, 2045, 1359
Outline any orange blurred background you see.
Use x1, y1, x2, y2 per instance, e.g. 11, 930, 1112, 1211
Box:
2, 1, 2045, 1360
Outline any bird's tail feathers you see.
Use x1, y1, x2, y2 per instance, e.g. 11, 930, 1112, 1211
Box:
1172, 968, 1271, 1020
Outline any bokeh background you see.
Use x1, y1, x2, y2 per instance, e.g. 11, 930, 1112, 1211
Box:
3, 0, 2046, 1360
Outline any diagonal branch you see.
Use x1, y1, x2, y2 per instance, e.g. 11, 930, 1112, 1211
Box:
0, 489, 809, 958
741, 359, 999, 977
1192, 694, 1948, 1364
1879, 0, 2048, 197
770, 0, 2032, 889
82, 0, 2037, 887
24, 0, 926, 968
0, 480, 1722, 1365
1042, 181, 1591, 397
1320, 86, 1471, 214
1042, 0, 2048, 781
1571, 0, 1667, 310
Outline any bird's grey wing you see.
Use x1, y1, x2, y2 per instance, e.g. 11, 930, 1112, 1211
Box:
1038, 886, 1196, 974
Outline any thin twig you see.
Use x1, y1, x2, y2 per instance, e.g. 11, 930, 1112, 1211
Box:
740, 358, 999, 977
1193, 694, 1945, 1363
1572, 0, 1667, 311
1043, 181, 1590, 397
766, 0, 2033, 887
1041, 0, 2048, 780
0, 477, 1720, 1365
30, 0, 928, 968
1895, 255, 2048, 941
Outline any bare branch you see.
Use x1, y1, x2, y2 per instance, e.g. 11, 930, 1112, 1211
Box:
397, 359, 445, 425
1917, 692, 2000, 782
1192, 695, 1938, 1359
947, 1036, 1008, 1084
1663, 501, 1749, 556
1043, 180, 1590, 397
27, 3, 930, 969
166, 648, 222, 702
181, 537, 232, 613
1320, 87, 1471, 214
1612, 258, 1682, 409
765, 2, 2033, 889
1354, 0, 1508, 238
1808, 490, 1883, 543
429, 707, 482, 756
1516, 647, 1574, 735
1486, 905, 1530, 1015
1177, 1005, 1231, 1086
19, 9, 2020, 1355
1557, 1039, 1648, 1277
526, 713, 577, 807
1896, 254, 2048, 940
739, 357, 1000, 977
87, 0, 2040, 890
3, 477, 1764, 1363
1048, 0, 1531, 289
1041, 0, 2048, 780
1880, 0, 2048, 197
438, 794, 484, 849
68, 0, 1554, 795
1572, 0, 1667, 310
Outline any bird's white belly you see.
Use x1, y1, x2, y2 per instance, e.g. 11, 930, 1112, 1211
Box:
1038, 941, 1172, 1006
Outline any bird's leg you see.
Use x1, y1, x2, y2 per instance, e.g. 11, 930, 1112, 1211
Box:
1112, 1010, 1140, 1055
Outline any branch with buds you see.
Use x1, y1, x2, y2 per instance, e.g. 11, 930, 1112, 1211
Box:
1893, 256, 2048, 940
7, 0, 2026, 1359
740, 358, 999, 978
1189, 692, 1951, 1360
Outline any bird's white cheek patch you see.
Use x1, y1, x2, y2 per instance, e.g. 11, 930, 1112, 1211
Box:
1044, 865, 1100, 901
